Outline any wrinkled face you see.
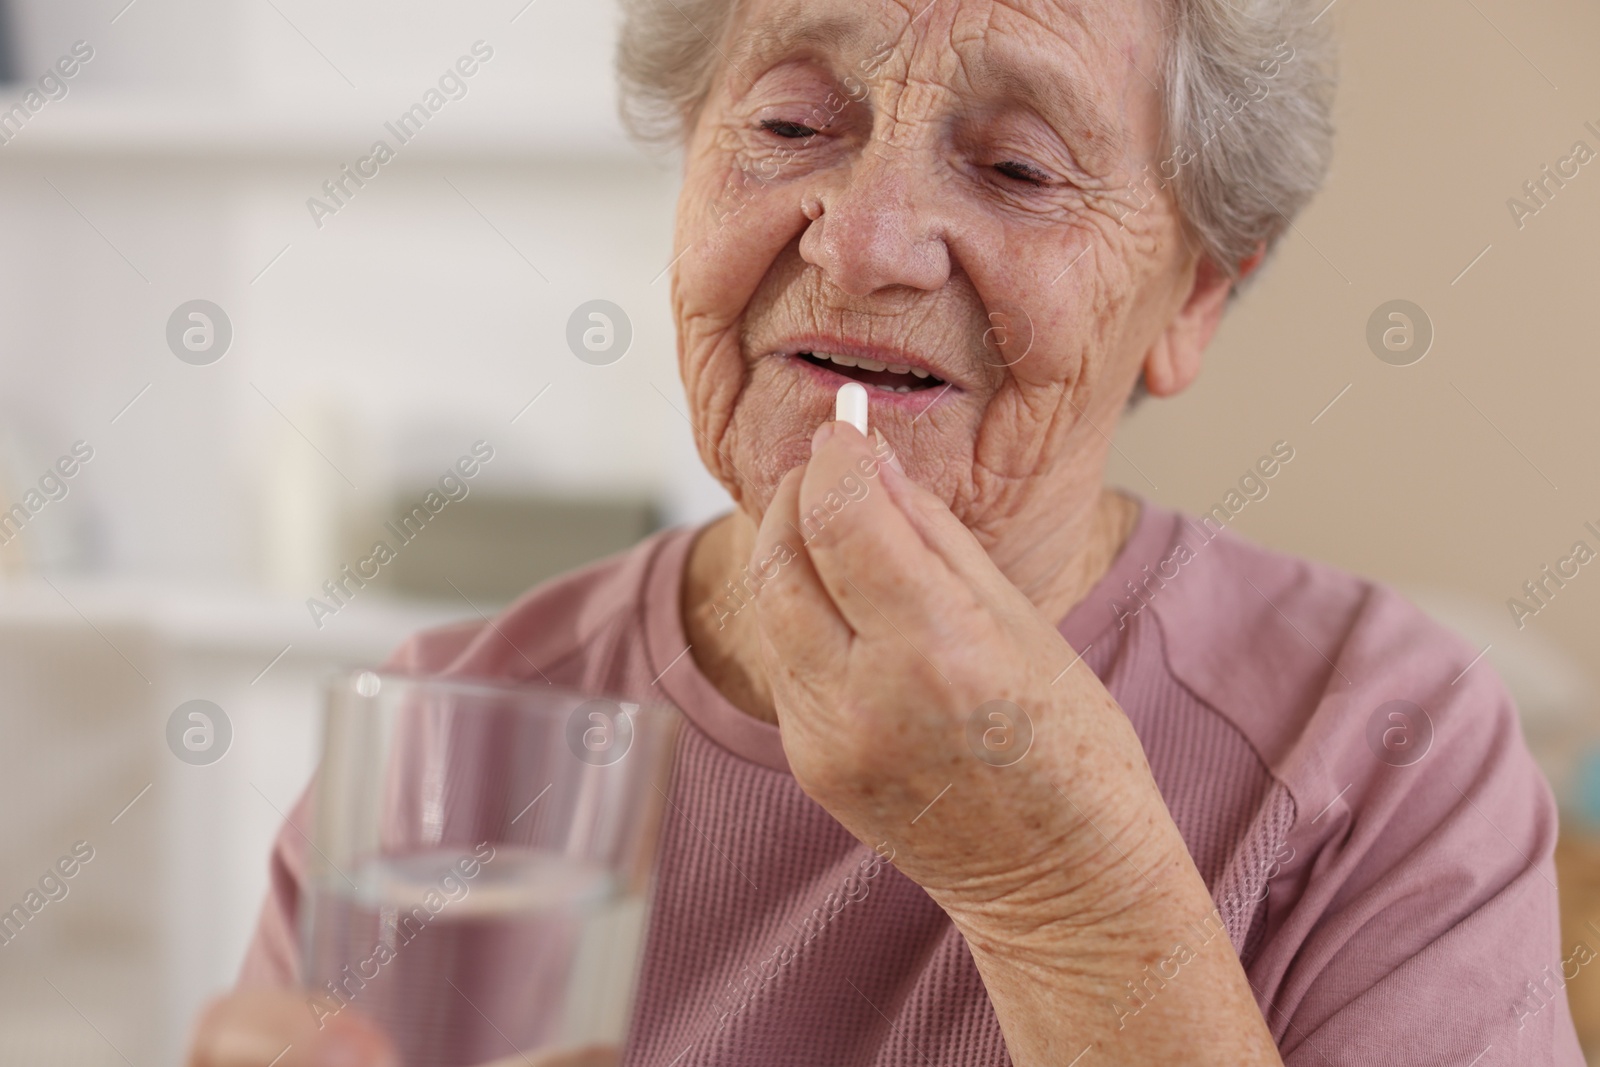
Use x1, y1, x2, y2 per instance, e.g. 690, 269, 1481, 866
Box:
672, 0, 1201, 544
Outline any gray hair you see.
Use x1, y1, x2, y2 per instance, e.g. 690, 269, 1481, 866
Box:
615, 0, 1336, 276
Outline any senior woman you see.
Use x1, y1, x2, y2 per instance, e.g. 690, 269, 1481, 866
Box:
188, 0, 1583, 1063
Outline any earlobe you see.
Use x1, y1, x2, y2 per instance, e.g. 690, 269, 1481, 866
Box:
1141, 244, 1260, 397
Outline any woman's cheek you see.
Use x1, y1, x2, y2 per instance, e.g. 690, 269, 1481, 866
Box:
699, 166, 807, 267
1037, 233, 1149, 386
677, 148, 802, 312
976, 253, 1099, 393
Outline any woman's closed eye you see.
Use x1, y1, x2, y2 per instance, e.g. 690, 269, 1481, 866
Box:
760, 118, 822, 139
991, 159, 1054, 186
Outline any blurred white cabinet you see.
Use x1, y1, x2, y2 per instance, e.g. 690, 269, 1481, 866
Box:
0, 579, 459, 1065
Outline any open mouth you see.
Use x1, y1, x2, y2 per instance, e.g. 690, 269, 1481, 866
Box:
795, 351, 946, 393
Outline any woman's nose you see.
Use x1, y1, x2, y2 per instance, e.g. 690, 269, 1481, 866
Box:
797, 145, 952, 297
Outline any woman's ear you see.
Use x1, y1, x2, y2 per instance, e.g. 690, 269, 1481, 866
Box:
1141, 243, 1266, 397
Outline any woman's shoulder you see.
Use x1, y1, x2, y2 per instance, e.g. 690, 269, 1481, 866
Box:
1132, 510, 1566, 1057
1133, 505, 1545, 859
1133, 503, 1502, 770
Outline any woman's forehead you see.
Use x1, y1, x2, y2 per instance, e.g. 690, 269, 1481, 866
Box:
725, 0, 1151, 75
721, 0, 1149, 147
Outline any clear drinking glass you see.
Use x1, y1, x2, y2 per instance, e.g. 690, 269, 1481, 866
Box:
299, 671, 681, 1067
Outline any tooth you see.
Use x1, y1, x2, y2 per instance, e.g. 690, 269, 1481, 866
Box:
823, 352, 857, 368
857, 359, 887, 372
887, 364, 910, 375
911, 368, 929, 378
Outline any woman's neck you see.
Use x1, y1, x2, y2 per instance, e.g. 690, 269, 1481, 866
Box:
681, 487, 1140, 726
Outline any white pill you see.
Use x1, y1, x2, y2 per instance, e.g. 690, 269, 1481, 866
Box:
835, 382, 869, 436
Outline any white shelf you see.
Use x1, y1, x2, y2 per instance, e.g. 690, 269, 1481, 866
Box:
0, 94, 652, 162
0, 574, 464, 659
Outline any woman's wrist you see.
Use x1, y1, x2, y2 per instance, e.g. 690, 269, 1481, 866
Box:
932, 830, 1279, 1067
928, 798, 1202, 971
861, 672, 1189, 935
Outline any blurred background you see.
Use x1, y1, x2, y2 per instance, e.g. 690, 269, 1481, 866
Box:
0, 0, 1595, 1062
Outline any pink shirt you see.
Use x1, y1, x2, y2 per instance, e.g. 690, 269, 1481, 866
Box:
240, 499, 1584, 1064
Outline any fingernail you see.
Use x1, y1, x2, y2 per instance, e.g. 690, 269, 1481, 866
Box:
811, 421, 836, 455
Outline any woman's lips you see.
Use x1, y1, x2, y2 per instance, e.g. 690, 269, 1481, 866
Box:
783, 352, 955, 412
795, 350, 943, 393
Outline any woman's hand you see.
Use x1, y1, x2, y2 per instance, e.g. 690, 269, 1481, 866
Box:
748, 421, 1283, 1065
185, 989, 398, 1067
749, 420, 1178, 931
185, 989, 618, 1067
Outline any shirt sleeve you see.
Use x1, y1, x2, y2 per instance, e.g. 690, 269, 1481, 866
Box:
1257, 659, 1586, 1065
236, 782, 312, 988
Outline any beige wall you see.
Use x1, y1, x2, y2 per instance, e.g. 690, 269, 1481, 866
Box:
1116, 0, 1600, 716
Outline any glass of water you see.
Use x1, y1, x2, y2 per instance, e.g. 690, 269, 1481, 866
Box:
299, 671, 681, 1067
